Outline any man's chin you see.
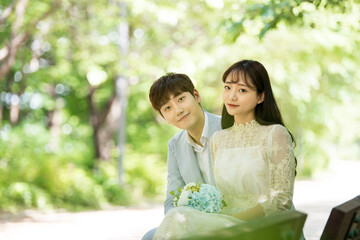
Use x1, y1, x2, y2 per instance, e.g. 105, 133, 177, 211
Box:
176, 122, 192, 131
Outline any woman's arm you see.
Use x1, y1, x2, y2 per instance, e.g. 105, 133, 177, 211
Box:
259, 125, 296, 215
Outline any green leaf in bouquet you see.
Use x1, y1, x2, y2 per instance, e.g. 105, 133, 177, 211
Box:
222, 200, 227, 208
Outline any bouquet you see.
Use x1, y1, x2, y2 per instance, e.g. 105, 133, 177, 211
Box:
170, 182, 226, 213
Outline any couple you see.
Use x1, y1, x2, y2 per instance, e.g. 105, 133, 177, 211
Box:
143, 60, 298, 240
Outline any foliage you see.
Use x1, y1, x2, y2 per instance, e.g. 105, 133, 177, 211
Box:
0, 122, 130, 212
220, 0, 354, 40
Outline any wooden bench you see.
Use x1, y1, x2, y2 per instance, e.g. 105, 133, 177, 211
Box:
184, 210, 307, 240
321, 195, 360, 240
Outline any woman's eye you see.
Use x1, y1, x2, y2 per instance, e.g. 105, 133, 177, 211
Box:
178, 97, 185, 102
239, 89, 246, 93
164, 106, 170, 111
224, 86, 230, 90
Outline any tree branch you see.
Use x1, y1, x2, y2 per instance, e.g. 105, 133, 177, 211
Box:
0, 0, 18, 26
0, 0, 62, 80
12, 0, 28, 35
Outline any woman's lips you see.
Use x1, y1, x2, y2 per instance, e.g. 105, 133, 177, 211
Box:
227, 104, 239, 108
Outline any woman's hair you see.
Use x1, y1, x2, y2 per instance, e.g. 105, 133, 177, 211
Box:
221, 60, 297, 175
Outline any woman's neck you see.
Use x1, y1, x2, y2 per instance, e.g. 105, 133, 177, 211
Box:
234, 113, 256, 125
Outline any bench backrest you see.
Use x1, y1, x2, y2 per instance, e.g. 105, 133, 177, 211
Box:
321, 195, 360, 240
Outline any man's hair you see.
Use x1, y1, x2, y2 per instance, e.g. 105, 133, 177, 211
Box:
149, 73, 195, 113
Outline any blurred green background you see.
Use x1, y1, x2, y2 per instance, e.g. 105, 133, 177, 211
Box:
0, 0, 359, 212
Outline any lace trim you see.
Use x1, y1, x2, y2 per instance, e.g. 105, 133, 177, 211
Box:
213, 122, 269, 150
232, 119, 260, 132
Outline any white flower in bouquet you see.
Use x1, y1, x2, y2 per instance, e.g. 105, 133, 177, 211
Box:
178, 190, 191, 206
170, 182, 227, 213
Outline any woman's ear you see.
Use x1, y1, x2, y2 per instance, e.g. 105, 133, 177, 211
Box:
258, 92, 265, 104
193, 89, 202, 104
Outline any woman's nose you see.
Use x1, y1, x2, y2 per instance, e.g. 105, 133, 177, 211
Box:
229, 90, 237, 100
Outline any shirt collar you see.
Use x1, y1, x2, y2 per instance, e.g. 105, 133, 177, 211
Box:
187, 110, 209, 148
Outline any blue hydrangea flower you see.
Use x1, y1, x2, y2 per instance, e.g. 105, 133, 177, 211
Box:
179, 182, 225, 213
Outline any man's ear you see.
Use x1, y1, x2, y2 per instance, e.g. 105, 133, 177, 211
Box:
193, 89, 201, 104
258, 92, 265, 104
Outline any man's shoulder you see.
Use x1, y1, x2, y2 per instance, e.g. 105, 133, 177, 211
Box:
205, 111, 222, 134
206, 111, 221, 122
168, 129, 187, 146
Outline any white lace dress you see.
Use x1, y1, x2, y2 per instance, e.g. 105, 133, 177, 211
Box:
153, 120, 296, 240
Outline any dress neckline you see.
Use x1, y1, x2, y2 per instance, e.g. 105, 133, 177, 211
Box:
232, 119, 260, 131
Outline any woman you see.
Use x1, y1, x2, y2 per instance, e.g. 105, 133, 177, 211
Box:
153, 60, 297, 239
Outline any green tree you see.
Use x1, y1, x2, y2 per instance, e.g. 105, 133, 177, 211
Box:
0, 0, 359, 211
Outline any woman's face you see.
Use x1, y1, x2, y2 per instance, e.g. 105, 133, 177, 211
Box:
222, 72, 264, 122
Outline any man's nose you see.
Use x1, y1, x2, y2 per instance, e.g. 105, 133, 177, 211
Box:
174, 104, 184, 115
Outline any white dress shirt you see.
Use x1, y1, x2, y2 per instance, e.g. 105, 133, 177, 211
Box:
187, 111, 212, 184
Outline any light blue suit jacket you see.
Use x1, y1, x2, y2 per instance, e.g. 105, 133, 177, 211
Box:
164, 111, 221, 214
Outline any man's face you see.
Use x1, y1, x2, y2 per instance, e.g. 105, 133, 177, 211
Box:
160, 90, 203, 131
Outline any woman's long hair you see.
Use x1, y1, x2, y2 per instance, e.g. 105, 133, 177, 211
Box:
221, 60, 297, 175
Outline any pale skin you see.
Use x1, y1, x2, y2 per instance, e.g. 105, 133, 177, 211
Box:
223, 72, 265, 220
223, 74, 264, 125
160, 90, 205, 146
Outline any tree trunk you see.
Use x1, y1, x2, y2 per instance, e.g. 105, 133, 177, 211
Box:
0, 101, 3, 123
46, 85, 62, 151
88, 84, 118, 161
116, 1, 129, 185
10, 101, 20, 124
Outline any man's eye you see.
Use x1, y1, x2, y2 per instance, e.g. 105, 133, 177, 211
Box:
164, 106, 171, 111
224, 86, 230, 90
239, 89, 246, 93
178, 97, 185, 102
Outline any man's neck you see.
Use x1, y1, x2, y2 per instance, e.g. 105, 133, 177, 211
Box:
187, 111, 205, 147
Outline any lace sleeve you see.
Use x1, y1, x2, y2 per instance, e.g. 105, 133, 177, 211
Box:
260, 125, 296, 216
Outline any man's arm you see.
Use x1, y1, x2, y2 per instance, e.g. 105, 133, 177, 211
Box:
164, 140, 185, 215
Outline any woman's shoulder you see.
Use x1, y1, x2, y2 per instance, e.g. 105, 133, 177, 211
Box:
267, 123, 287, 131
209, 128, 232, 147
266, 124, 291, 141
211, 127, 232, 139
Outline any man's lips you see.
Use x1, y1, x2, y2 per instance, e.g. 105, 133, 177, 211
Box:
178, 113, 189, 122
227, 103, 239, 108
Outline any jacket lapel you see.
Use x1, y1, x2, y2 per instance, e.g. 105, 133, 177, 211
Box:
206, 112, 222, 186
178, 133, 204, 184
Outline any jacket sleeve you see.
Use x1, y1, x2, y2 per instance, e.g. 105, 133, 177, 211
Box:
164, 140, 185, 215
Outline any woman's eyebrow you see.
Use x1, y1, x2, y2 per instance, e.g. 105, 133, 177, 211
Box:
225, 81, 247, 86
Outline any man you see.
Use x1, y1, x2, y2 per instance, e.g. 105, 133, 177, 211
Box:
142, 73, 221, 240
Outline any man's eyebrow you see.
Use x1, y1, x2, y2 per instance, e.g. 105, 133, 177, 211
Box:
160, 92, 185, 108
160, 98, 170, 108
173, 92, 184, 97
